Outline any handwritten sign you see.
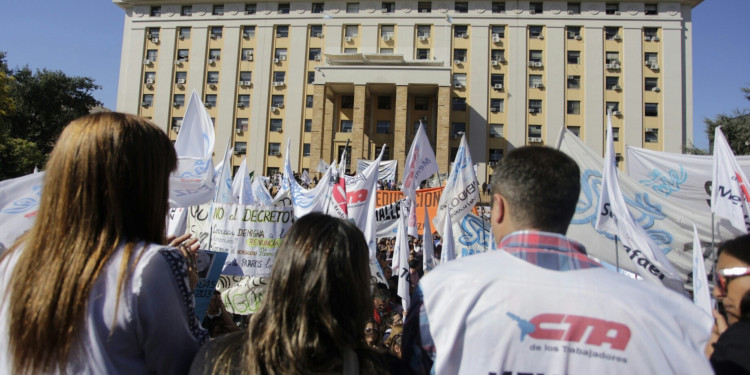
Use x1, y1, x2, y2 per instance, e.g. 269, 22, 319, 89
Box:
192, 250, 229, 321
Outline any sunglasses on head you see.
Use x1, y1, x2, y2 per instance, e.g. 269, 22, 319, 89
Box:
365, 327, 378, 333
716, 267, 750, 294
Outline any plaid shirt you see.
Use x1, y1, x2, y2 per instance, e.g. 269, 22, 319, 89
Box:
402, 230, 601, 375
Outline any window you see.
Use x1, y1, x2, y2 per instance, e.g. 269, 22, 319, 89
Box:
267, 167, 279, 176
276, 26, 289, 38
417, 25, 431, 37
304, 119, 312, 132
567, 101, 581, 115
606, 76, 619, 90
567, 126, 581, 137
450, 147, 459, 160
613, 127, 620, 141
606, 3, 619, 15
303, 144, 311, 156
644, 27, 659, 39
307, 71, 315, 84
418, 2, 431, 12
146, 49, 158, 62
415, 97, 429, 110
645, 52, 658, 65
645, 129, 658, 143
375, 146, 390, 160
452, 97, 467, 111
381, 25, 394, 38
268, 143, 281, 156
312, 2, 324, 13
236, 118, 249, 132
208, 49, 221, 63
529, 75, 543, 88
529, 26, 543, 39
485, 149, 502, 163
490, 74, 504, 87
416, 49, 430, 60
645, 3, 657, 15
490, 99, 504, 113
606, 51, 620, 64
238, 95, 250, 107
311, 25, 323, 37
451, 122, 466, 137
344, 48, 358, 54
606, 101, 619, 113
490, 124, 503, 138
181, 6, 192, 16
528, 125, 542, 138
271, 95, 284, 108
233, 142, 247, 155
377, 96, 391, 109
275, 48, 288, 60
645, 77, 659, 91
605, 27, 620, 40
491, 25, 506, 39
454, 25, 468, 37
338, 146, 352, 167
145, 71, 156, 84
382, 2, 395, 12
345, 25, 359, 38
455, 2, 468, 13
173, 94, 185, 107
243, 26, 256, 39
453, 49, 467, 62
492, 2, 506, 13
239, 71, 252, 82
453, 73, 467, 87
245, 3, 257, 14
567, 75, 580, 89
213, 5, 224, 15
278, 3, 290, 14
150, 6, 161, 16
270, 119, 283, 132
567, 50, 580, 64
529, 100, 542, 113
341, 95, 354, 109
207, 71, 219, 84
645, 103, 658, 117
568, 2, 580, 14
205, 94, 217, 107
309, 48, 322, 61
210, 26, 223, 39
567, 26, 581, 39
340, 120, 353, 133
172, 117, 183, 129
530, 2, 543, 13
304, 95, 314, 108
175, 71, 187, 84
346, 2, 359, 13
529, 50, 542, 63
241, 48, 254, 61
377, 121, 391, 134
178, 27, 191, 40
491, 49, 505, 61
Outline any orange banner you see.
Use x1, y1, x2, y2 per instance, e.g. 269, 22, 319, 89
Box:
375, 187, 444, 233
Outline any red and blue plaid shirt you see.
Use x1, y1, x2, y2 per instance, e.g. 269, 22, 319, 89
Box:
402, 230, 600, 374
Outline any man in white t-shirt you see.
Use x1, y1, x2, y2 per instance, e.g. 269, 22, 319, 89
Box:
402, 146, 713, 374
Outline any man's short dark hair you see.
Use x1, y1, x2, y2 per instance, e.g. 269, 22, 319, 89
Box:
490, 146, 580, 234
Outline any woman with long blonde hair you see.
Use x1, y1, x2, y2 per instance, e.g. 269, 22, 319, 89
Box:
0, 112, 207, 374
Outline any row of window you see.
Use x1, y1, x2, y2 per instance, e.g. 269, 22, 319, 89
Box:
149, 2, 661, 17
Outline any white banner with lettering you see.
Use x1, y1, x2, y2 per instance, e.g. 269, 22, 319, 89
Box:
357, 159, 398, 182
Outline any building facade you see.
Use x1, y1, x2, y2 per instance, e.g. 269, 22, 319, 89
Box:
114, 0, 701, 182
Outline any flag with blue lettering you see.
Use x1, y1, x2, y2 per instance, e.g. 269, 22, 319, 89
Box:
169, 90, 216, 207
282, 139, 339, 218
434, 134, 479, 236
232, 157, 254, 205
0, 172, 44, 250
401, 123, 438, 204
711, 126, 750, 233
251, 176, 274, 206
214, 137, 235, 204
441, 209, 456, 262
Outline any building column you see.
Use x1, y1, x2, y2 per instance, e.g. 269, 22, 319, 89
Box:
436, 86, 451, 173
351, 84, 367, 163
321, 89, 336, 167
310, 84, 327, 174
394, 85, 408, 181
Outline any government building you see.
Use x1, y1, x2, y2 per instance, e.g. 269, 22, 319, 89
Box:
113, 0, 701, 182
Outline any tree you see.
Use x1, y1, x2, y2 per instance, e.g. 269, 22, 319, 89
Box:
0, 52, 100, 180
705, 86, 750, 155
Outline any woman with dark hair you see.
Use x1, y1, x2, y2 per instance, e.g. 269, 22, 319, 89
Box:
0, 112, 207, 374
191, 213, 401, 374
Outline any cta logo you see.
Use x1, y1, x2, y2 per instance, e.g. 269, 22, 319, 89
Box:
507, 312, 631, 351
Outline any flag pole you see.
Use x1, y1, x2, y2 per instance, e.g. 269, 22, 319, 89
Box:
711, 212, 716, 278
614, 235, 620, 272
326, 139, 350, 215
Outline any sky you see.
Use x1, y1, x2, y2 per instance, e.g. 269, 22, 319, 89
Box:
0, 0, 747, 151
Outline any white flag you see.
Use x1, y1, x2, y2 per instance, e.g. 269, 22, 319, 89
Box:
169, 90, 216, 207
251, 176, 274, 206
407, 199, 419, 238
394, 206, 411, 311
711, 127, 750, 233
166, 207, 188, 237
282, 142, 339, 218
0, 172, 44, 250
441, 209, 456, 263
423, 204, 436, 272
595, 112, 684, 293
692, 224, 712, 316
232, 157, 254, 205
434, 134, 480, 235
332, 146, 349, 217
346, 145, 384, 262
401, 123, 438, 204
214, 137, 235, 204
301, 170, 312, 186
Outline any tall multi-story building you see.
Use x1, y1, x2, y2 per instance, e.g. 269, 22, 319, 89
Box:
114, 0, 701, 182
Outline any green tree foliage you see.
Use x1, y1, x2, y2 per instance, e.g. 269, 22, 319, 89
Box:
705, 86, 750, 155
0, 52, 101, 180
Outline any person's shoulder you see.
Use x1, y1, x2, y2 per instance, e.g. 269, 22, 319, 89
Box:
189, 331, 247, 375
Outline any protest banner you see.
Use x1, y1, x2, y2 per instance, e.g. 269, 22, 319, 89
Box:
434, 134, 480, 236
357, 159, 398, 182
216, 275, 269, 315
187, 203, 212, 250
375, 187, 443, 237
0, 172, 44, 250
193, 250, 229, 321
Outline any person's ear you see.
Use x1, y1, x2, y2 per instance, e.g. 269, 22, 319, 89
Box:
493, 193, 505, 224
